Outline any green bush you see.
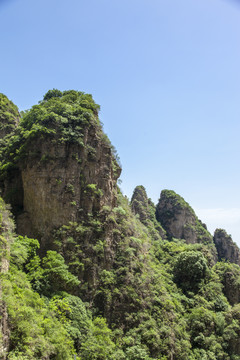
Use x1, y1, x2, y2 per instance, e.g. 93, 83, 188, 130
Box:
173, 251, 208, 293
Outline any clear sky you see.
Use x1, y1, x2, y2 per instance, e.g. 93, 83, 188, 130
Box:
1, 0, 240, 244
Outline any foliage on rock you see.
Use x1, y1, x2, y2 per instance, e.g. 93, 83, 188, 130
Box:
156, 190, 215, 250
0, 93, 19, 140
131, 185, 166, 240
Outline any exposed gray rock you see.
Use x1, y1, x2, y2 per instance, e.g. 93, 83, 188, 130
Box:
156, 190, 213, 245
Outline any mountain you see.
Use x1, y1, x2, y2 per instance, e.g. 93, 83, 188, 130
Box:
1, 90, 240, 360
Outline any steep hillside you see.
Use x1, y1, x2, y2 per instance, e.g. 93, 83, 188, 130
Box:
0, 196, 79, 359
1, 91, 240, 360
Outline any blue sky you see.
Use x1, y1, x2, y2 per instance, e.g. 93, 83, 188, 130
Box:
1, 0, 240, 244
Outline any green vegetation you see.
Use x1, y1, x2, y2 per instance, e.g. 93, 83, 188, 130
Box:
173, 251, 209, 293
51, 192, 240, 359
160, 189, 194, 212
0, 90, 102, 180
131, 185, 166, 240
1, 91, 240, 359
0, 93, 19, 139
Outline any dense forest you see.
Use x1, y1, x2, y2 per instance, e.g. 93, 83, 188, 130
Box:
1, 90, 240, 360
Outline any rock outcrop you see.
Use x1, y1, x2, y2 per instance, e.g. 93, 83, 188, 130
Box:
0, 90, 121, 250
131, 185, 166, 239
131, 186, 150, 224
156, 190, 213, 245
214, 228, 240, 266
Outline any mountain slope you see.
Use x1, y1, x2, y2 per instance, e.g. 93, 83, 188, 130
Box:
1, 90, 240, 359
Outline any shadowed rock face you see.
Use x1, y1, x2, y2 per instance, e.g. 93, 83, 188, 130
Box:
214, 228, 240, 265
222, 271, 240, 305
156, 190, 213, 245
216, 262, 240, 306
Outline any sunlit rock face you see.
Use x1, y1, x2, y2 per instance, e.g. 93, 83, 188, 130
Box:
17, 129, 120, 244
156, 189, 213, 245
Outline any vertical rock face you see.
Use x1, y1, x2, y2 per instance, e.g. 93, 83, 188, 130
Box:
156, 190, 213, 245
0, 94, 19, 139
0, 90, 121, 249
131, 185, 166, 239
16, 128, 120, 246
214, 229, 240, 265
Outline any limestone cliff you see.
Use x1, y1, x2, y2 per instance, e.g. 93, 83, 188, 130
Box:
156, 190, 213, 246
214, 228, 240, 266
0, 90, 121, 251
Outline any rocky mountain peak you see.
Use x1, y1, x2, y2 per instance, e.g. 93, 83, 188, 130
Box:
131, 185, 166, 239
156, 189, 213, 245
131, 185, 149, 223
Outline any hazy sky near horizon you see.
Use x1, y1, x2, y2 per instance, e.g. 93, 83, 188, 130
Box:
1, 0, 240, 244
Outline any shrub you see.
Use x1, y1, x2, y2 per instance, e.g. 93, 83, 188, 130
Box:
173, 251, 208, 293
